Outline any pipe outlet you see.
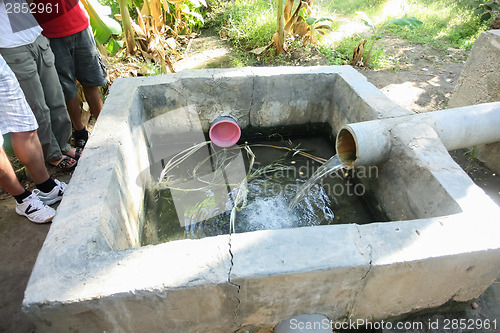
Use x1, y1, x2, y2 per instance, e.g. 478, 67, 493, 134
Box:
336, 101, 500, 169
209, 116, 241, 148
336, 121, 391, 169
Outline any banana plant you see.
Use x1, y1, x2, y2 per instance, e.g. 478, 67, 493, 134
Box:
272, 0, 332, 53
474, 1, 500, 22
117, 0, 136, 54
299, 7, 333, 44
357, 11, 423, 67
81, 0, 124, 54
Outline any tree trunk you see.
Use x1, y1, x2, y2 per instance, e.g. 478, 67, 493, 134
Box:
276, 0, 285, 54
117, 0, 136, 54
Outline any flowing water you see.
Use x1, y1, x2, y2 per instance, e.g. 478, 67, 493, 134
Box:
141, 135, 379, 245
288, 154, 343, 209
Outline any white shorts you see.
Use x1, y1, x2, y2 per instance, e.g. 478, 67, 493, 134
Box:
0, 54, 38, 138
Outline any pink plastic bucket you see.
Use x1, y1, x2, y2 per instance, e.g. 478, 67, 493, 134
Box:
209, 117, 241, 148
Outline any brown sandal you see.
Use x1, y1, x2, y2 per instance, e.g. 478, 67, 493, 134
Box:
49, 155, 77, 169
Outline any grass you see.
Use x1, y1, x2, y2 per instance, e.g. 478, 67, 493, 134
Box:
318, 36, 391, 68
382, 0, 488, 50
317, 0, 486, 50
95, 0, 492, 69
205, 0, 492, 68
318, 0, 385, 16
208, 0, 276, 51
319, 0, 488, 67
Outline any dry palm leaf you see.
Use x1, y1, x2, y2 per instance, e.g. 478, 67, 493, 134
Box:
351, 39, 367, 66
284, 0, 294, 23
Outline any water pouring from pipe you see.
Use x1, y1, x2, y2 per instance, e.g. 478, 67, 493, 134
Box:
288, 154, 343, 209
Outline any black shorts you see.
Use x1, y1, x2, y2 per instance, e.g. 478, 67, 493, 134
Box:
49, 26, 107, 99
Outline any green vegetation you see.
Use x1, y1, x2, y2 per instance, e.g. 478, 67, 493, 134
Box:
91, 0, 494, 70
474, 1, 500, 22
384, 0, 487, 50
319, 0, 384, 16
319, 36, 391, 67
356, 12, 422, 66
206, 0, 491, 69
207, 0, 276, 50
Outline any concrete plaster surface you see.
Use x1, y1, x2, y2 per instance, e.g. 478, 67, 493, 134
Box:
0, 160, 499, 333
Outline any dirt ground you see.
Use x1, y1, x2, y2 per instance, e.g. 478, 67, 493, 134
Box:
1, 30, 499, 332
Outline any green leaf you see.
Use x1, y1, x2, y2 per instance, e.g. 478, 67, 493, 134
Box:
481, 12, 492, 21
474, 8, 484, 15
389, 17, 423, 30
356, 11, 375, 32
81, 0, 122, 46
105, 38, 123, 54
313, 17, 334, 25
298, 7, 308, 21
189, 10, 204, 24
306, 17, 317, 26
180, 3, 190, 13
190, 0, 206, 8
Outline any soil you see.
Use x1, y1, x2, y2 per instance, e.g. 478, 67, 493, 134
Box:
1, 29, 499, 332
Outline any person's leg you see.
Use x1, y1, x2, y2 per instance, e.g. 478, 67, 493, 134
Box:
34, 36, 73, 158
65, 95, 85, 131
10, 130, 49, 184
0, 144, 55, 223
75, 26, 107, 122
14, 62, 75, 167
0, 145, 26, 197
0, 47, 54, 160
0, 54, 47, 190
11, 130, 67, 204
70, 85, 102, 149
48, 35, 86, 131
82, 85, 102, 119
1, 43, 75, 168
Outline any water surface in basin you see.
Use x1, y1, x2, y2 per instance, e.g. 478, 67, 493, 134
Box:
141, 135, 379, 245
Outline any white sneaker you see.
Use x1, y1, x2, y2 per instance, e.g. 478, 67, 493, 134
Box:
33, 179, 67, 205
15, 193, 56, 223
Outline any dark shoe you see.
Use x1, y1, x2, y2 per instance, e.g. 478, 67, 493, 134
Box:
73, 128, 89, 148
49, 155, 77, 170
74, 147, 83, 161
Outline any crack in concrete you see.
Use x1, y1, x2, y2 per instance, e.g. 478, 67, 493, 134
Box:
227, 234, 241, 328
361, 244, 373, 280
248, 73, 255, 126
347, 225, 373, 318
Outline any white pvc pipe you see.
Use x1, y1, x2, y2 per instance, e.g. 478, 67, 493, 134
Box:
336, 121, 390, 168
336, 101, 500, 168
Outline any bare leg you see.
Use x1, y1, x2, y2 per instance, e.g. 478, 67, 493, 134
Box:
0, 146, 25, 196
83, 86, 102, 119
65, 96, 85, 131
10, 131, 50, 184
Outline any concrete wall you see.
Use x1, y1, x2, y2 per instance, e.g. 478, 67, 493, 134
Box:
22, 66, 500, 332
448, 30, 500, 173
